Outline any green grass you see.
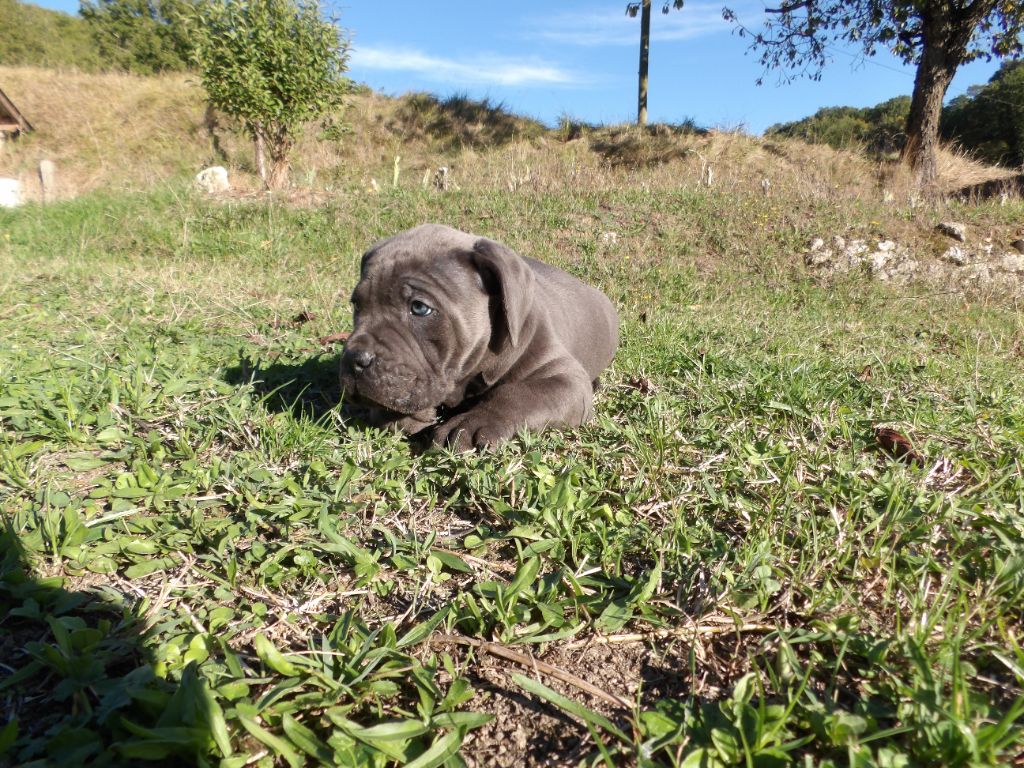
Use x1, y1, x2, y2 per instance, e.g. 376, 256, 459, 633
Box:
1, 186, 1023, 767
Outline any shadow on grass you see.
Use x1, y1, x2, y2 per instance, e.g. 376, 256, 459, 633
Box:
0, 525, 218, 766
223, 353, 344, 420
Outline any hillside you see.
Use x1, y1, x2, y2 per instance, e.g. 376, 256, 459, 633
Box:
1, 65, 1023, 298
0, 0, 102, 70
2, 65, 1017, 201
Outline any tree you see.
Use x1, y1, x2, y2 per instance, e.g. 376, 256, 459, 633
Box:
767, 96, 911, 154
192, 0, 350, 189
80, 0, 194, 74
943, 60, 1024, 166
627, 0, 684, 126
723, 0, 1024, 189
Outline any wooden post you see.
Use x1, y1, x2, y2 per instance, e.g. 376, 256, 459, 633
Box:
39, 160, 55, 203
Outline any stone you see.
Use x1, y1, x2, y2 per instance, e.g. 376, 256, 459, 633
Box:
998, 253, 1024, 273
940, 246, 969, 266
195, 166, 230, 194
433, 166, 449, 191
1011, 239, 1024, 254
0, 178, 21, 208
936, 221, 966, 242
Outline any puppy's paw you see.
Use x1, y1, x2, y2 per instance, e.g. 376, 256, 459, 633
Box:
431, 410, 516, 451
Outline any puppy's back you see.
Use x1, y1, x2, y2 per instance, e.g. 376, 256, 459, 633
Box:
527, 257, 619, 381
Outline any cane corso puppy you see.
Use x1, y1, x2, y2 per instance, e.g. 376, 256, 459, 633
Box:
339, 224, 618, 450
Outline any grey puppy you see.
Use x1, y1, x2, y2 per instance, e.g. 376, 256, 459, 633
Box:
339, 224, 619, 450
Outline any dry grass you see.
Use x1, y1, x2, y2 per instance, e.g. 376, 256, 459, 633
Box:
0, 64, 1018, 208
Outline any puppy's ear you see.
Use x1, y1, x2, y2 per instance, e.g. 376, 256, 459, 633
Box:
471, 237, 535, 351
359, 246, 380, 276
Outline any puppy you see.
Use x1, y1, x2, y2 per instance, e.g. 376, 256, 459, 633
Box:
339, 224, 618, 449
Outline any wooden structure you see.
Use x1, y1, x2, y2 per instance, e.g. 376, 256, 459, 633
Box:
0, 88, 32, 139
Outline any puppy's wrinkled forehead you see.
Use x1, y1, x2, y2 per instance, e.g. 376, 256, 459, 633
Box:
361, 223, 480, 276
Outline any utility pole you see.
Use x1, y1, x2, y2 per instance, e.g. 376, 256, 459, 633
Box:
637, 0, 651, 125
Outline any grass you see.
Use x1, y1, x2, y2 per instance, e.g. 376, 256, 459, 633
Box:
1, 178, 1023, 767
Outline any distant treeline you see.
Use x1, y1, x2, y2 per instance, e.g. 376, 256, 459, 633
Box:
0, 0, 192, 74
767, 60, 1024, 168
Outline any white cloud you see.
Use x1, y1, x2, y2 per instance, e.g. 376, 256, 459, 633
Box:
350, 46, 583, 87
532, 2, 744, 46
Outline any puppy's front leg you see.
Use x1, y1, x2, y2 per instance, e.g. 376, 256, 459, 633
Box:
431, 367, 594, 451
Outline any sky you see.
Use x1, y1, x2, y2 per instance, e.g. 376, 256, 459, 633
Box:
29, 0, 1007, 135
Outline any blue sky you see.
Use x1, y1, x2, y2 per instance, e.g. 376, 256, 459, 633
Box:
31, 0, 1006, 134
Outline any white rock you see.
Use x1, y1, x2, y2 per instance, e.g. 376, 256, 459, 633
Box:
195, 166, 230, 194
0, 178, 21, 208
876, 240, 897, 252
846, 239, 869, 257
998, 253, 1024, 273
805, 249, 834, 268
869, 251, 892, 276
600, 231, 619, 245
940, 246, 969, 266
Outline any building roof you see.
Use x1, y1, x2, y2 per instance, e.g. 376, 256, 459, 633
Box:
0, 88, 33, 134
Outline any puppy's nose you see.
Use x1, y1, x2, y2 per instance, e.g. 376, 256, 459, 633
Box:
347, 347, 375, 373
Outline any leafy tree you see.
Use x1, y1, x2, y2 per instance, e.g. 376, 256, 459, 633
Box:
80, 0, 194, 74
943, 59, 1024, 166
767, 96, 911, 154
724, 0, 1024, 189
191, 0, 350, 189
627, 0, 684, 126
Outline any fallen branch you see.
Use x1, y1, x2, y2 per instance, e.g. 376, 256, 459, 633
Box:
565, 622, 774, 650
430, 633, 632, 710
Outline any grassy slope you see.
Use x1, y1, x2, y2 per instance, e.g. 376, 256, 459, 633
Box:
1, 71, 1024, 767
0, 0, 102, 71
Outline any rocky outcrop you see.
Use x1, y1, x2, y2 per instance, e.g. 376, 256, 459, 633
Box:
805, 230, 1024, 294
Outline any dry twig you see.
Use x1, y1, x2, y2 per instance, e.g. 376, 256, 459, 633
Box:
430, 633, 632, 709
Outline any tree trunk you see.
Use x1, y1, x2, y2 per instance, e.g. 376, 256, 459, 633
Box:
266, 151, 290, 190
637, 0, 651, 126
266, 129, 293, 190
901, 39, 957, 191
253, 124, 268, 187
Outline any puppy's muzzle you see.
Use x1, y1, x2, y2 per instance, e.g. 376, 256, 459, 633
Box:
343, 346, 375, 374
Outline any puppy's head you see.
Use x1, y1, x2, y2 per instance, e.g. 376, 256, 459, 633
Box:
339, 224, 534, 417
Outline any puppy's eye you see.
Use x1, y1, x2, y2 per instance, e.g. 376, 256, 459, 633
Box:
410, 300, 434, 317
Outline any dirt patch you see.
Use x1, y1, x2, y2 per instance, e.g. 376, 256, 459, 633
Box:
442, 636, 726, 766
